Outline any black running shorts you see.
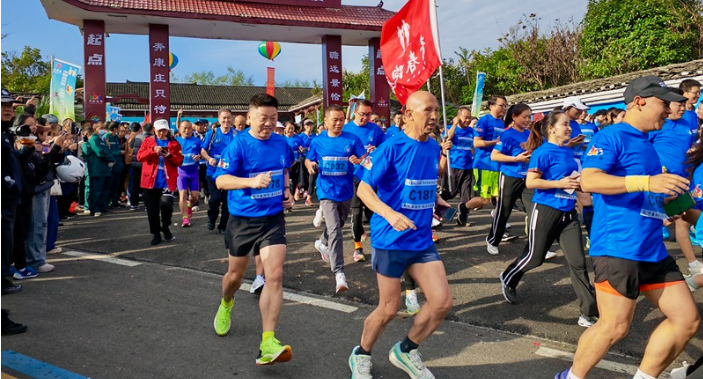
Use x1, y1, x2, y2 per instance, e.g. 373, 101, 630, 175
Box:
225, 212, 286, 257
593, 255, 684, 299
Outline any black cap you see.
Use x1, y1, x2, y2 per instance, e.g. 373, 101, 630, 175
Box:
1, 88, 20, 104
624, 76, 688, 104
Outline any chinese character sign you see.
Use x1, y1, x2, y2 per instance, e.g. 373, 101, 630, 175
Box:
83, 20, 106, 122
322, 35, 343, 107
50, 58, 81, 122
380, 0, 442, 105
149, 24, 170, 121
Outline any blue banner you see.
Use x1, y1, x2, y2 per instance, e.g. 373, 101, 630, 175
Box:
49, 58, 81, 122
471, 72, 486, 118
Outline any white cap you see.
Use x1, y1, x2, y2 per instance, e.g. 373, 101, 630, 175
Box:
276, 122, 285, 129
154, 119, 169, 131
562, 96, 589, 111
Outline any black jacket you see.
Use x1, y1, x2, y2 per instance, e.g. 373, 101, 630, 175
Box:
1, 131, 23, 208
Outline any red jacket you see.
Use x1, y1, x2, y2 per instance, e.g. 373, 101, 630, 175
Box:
137, 136, 184, 191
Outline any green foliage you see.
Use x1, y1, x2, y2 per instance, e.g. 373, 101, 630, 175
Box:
277, 79, 312, 87
579, 0, 703, 79
342, 55, 370, 101
1, 46, 51, 94
177, 67, 255, 86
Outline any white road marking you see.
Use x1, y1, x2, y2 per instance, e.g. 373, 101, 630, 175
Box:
535, 347, 667, 378
59, 251, 141, 267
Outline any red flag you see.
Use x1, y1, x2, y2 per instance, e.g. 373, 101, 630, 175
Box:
380, 0, 442, 105
142, 112, 151, 126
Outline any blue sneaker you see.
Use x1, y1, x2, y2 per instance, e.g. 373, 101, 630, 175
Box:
555, 369, 570, 379
349, 346, 373, 379
13, 266, 38, 280
663, 226, 670, 240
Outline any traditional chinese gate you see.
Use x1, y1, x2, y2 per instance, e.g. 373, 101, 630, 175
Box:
40, 0, 394, 123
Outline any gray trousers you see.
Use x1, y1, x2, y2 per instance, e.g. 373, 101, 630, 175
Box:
26, 188, 51, 268
320, 199, 351, 274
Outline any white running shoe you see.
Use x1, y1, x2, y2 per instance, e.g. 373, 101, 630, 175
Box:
313, 208, 324, 228
250, 275, 265, 294
405, 291, 420, 315
545, 251, 557, 260
578, 315, 598, 328
315, 239, 329, 262
501, 233, 517, 242
686, 275, 699, 292
487, 241, 499, 256
670, 361, 691, 379
349, 347, 373, 379
336, 272, 349, 294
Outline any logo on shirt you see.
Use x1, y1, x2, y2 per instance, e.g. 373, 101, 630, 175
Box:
345, 145, 351, 153
368, 135, 373, 142
434, 159, 439, 171
476, 127, 483, 133
280, 155, 285, 167
362, 156, 373, 170
693, 185, 703, 199
219, 159, 229, 170
586, 146, 603, 157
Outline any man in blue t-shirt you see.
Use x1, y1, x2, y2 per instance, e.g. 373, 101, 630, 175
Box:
211, 94, 295, 366
343, 99, 387, 263
305, 105, 366, 294
385, 111, 404, 138
200, 109, 236, 233
443, 106, 475, 226
557, 76, 697, 379
680, 79, 701, 146
349, 91, 452, 379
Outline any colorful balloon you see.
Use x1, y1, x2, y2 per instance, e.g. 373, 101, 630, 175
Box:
169, 52, 178, 70
258, 41, 281, 61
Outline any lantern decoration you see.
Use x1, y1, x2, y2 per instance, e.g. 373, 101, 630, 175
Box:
169, 52, 179, 70
258, 41, 281, 61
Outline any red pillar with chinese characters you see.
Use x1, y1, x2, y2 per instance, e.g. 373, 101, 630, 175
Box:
322, 35, 343, 107
368, 37, 391, 127
83, 20, 106, 122
149, 24, 170, 123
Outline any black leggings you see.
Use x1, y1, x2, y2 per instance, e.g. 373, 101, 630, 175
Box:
351, 178, 373, 243
404, 271, 416, 291
487, 173, 534, 247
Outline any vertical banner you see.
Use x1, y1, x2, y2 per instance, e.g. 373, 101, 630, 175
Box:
266, 67, 276, 96
471, 72, 486, 118
83, 20, 106, 122
149, 24, 170, 122
322, 35, 343, 107
368, 38, 390, 128
50, 58, 81, 122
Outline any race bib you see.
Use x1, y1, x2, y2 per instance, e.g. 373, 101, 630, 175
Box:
640, 192, 667, 220
518, 162, 528, 177
401, 179, 436, 210
456, 137, 473, 151
321, 156, 348, 176
555, 189, 577, 200
249, 169, 284, 200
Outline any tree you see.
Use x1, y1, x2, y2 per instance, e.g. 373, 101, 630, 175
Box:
277, 79, 312, 87
579, 0, 703, 79
178, 67, 255, 86
342, 55, 370, 101
1, 46, 51, 94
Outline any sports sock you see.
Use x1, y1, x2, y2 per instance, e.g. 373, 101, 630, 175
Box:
399, 336, 419, 353
567, 370, 583, 379
632, 369, 656, 379
354, 241, 363, 250
356, 346, 371, 356
262, 331, 275, 341
221, 298, 233, 308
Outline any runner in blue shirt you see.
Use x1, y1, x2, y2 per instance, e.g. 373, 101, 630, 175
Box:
442, 107, 476, 227
385, 111, 404, 138
470, 96, 506, 213
200, 109, 236, 233
299, 119, 317, 206
175, 120, 202, 227
650, 88, 703, 275
680, 79, 701, 145
499, 111, 598, 328
212, 93, 295, 366
284, 123, 306, 207
562, 97, 596, 247
343, 99, 387, 263
683, 146, 703, 292
485, 104, 533, 255
305, 105, 367, 294
557, 76, 697, 379
193, 119, 210, 211
349, 91, 452, 379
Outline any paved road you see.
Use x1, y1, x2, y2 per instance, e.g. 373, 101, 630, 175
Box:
3, 252, 632, 379
13, 200, 703, 365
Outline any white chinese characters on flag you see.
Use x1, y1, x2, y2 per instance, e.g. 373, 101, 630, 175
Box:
380, 0, 442, 105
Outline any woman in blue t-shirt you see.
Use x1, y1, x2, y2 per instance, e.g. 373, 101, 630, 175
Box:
499, 111, 599, 328
486, 104, 533, 255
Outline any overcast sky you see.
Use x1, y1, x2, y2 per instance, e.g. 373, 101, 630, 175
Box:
1, 0, 588, 85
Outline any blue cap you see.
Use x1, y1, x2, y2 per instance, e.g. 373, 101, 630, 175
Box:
195, 118, 209, 125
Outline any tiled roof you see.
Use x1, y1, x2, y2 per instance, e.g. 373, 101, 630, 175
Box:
62, 0, 394, 31
507, 59, 703, 105
106, 82, 315, 112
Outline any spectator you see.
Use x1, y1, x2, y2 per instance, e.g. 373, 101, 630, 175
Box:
82, 122, 115, 217
105, 121, 125, 207
127, 122, 150, 211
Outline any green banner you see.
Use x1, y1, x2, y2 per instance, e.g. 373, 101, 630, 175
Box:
49, 58, 81, 122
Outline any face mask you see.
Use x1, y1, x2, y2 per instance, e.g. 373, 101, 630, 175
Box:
98, 129, 107, 137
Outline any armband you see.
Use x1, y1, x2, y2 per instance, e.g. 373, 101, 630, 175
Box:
624, 175, 650, 193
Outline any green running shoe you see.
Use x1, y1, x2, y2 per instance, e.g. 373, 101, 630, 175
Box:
213, 300, 232, 336
388, 342, 434, 379
256, 337, 292, 365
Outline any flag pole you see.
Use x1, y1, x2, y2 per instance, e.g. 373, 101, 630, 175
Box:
431, 0, 452, 193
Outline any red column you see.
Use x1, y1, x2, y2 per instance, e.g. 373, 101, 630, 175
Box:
322, 35, 343, 107
83, 20, 106, 122
368, 37, 391, 127
149, 24, 170, 123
